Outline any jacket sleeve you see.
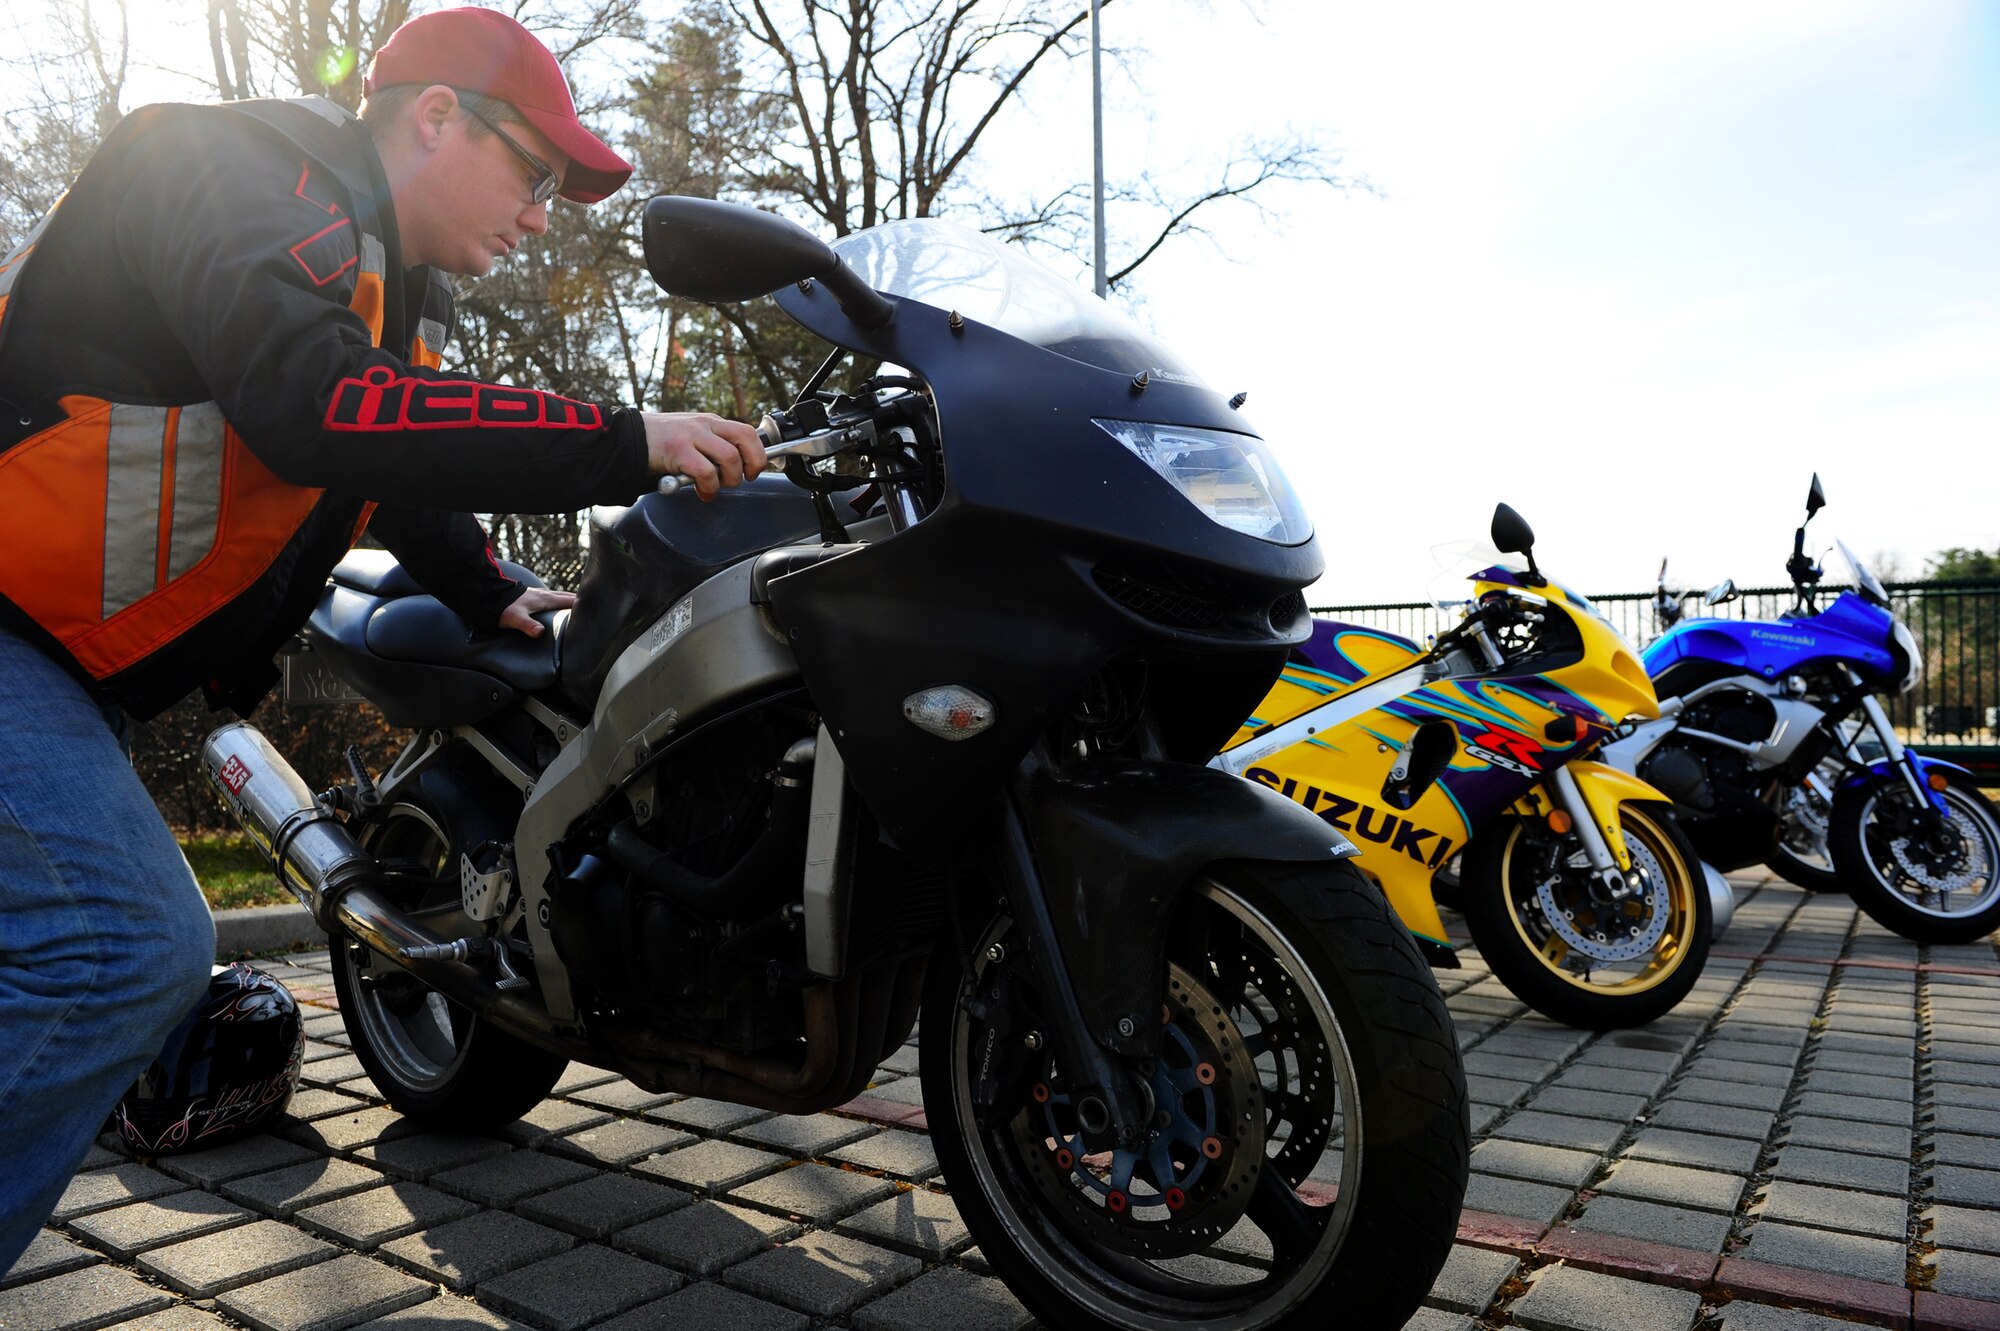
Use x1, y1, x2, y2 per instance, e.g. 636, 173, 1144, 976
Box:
367, 506, 527, 634
108, 111, 654, 514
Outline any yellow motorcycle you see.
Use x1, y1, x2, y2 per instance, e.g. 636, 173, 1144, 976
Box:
1214, 505, 1722, 1028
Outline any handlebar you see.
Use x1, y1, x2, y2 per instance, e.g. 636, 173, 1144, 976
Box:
656, 407, 878, 496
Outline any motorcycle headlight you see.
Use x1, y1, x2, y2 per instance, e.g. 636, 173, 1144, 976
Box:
1094, 419, 1313, 544
1892, 619, 1921, 694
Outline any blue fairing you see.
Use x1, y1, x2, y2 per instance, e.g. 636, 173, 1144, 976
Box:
1841, 754, 1963, 813
1643, 591, 1899, 686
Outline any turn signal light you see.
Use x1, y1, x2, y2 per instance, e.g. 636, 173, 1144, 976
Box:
903, 686, 996, 741
1928, 772, 1949, 791
1547, 810, 1573, 834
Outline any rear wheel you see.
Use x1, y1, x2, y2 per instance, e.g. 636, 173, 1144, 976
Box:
923, 858, 1467, 1331
330, 798, 567, 1127
1461, 802, 1710, 1028
1831, 768, 2000, 944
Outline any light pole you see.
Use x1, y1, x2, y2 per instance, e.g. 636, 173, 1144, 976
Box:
1091, 0, 1106, 297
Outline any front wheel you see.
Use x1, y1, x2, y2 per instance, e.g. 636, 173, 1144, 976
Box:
1831, 768, 2000, 944
1461, 801, 1710, 1028
922, 858, 1468, 1331
1765, 761, 1845, 893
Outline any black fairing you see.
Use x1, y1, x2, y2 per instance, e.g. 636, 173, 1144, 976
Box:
1019, 762, 1355, 1057
560, 476, 820, 710
767, 282, 1321, 857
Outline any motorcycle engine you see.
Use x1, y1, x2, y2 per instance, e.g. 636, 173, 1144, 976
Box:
1639, 740, 1712, 808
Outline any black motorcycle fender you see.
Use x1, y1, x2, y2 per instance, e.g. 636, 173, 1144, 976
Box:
1018, 761, 1359, 1057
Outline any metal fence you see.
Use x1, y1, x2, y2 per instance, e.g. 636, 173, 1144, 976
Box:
1310, 579, 2000, 778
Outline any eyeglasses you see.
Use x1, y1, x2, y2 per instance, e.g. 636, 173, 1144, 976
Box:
461, 103, 560, 206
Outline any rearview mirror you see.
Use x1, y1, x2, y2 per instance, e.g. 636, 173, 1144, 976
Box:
1805, 473, 1825, 522
1704, 579, 1739, 606
1490, 503, 1543, 586
643, 197, 894, 328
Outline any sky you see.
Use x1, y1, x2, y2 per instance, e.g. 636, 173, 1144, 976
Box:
12, 0, 1997, 605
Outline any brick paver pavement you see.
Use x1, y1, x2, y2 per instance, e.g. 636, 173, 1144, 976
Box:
6, 871, 1998, 1330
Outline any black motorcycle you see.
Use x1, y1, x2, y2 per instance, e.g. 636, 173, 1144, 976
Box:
207, 200, 1468, 1329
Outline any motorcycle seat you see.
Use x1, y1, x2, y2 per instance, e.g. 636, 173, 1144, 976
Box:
365, 595, 563, 693
331, 547, 546, 598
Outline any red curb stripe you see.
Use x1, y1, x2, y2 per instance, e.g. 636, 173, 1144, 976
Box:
1915, 1289, 2000, 1331
1716, 1255, 1913, 1330
1454, 1207, 1548, 1253
1538, 1225, 1718, 1291
1709, 949, 2000, 978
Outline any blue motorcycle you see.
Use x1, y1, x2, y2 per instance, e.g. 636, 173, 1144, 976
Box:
1604, 476, 2000, 943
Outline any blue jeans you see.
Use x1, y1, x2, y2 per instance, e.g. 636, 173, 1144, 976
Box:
0, 626, 214, 1269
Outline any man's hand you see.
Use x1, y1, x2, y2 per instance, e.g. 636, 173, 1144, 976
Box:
643, 412, 766, 500
499, 587, 577, 638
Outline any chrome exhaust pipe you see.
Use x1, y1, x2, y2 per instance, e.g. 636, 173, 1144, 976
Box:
1702, 859, 1736, 940
203, 722, 375, 926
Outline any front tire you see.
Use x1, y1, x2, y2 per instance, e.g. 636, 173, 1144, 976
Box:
922, 858, 1468, 1331
331, 798, 567, 1127
1461, 801, 1710, 1028
1831, 768, 2000, 944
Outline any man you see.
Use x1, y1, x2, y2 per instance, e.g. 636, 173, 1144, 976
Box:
0, 7, 763, 1265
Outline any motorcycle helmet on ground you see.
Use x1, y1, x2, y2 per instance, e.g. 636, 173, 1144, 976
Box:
113, 962, 304, 1155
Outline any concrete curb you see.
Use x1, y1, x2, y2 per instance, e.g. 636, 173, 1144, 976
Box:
213, 902, 321, 957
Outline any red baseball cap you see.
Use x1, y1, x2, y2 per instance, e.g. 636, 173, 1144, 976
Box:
364, 6, 633, 204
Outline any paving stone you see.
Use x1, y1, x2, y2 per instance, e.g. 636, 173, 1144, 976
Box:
721, 1232, 920, 1317
74, 1146, 124, 1172
878, 1045, 921, 1077
545, 1119, 696, 1168
644, 1099, 776, 1135
591, 1281, 807, 1331
1490, 1112, 1623, 1155
517, 1173, 692, 1240
1644, 1101, 1776, 1141
612, 1200, 799, 1277
1526, 1087, 1649, 1121
138, 1219, 338, 1298
553, 1065, 621, 1095
827, 1130, 939, 1181
1928, 1248, 2000, 1301
1596, 1159, 1745, 1212
1927, 1204, 2000, 1256
219, 1158, 388, 1219
1767, 1145, 1909, 1194
1808, 1048, 1909, 1077
1401, 1309, 1474, 1331
296, 1181, 479, 1250
1737, 1221, 1907, 1284
1934, 1104, 2000, 1137
632, 1140, 789, 1194
731, 1115, 878, 1158
1933, 1082, 2000, 1110
1682, 1057, 1792, 1088
1551, 1064, 1672, 1098
429, 1151, 598, 1208
1509, 1261, 1702, 1331
1461, 1051, 1561, 1082
1754, 1180, 1906, 1239
478, 1244, 682, 1331
283, 1088, 371, 1122
730, 1164, 900, 1224
50, 1163, 185, 1220
1667, 1077, 1789, 1112
302, 1054, 371, 1085
1466, 1076, 1533, 1108
1933, 1165, 2000, 1209
837, 1187, 970, 1258
215, 1252, 435, 1331
1621, 1128, 1763, 1176
1574, 1045, 1684, 1074
156, 1137, 320, 1189
112, 1306, 234, 1331
283, 1107, 421, 1154
1799, 1069, 1911, 1102
1423, 1243, 1519, 1315
1570, 1194, 1733, 1253
489, 1100, 612, 1147
1697, 1039, 1800, 1069
563, 1080, 674, 1114
1931, 1133, 2000, 1169
851, 1266, 1032, 1331
1, 1231, 100, 1290
857, 1076, 928, 1108
352, 1294, 528, 1331
1463, 1174, 1574, 1224
0, 1262, 175, 1330
1931, 1061, 2000, 1090
1469, 1139, 1601, 1188
352, 1133, 514, 1181
1717, 1302, 1897, 1331
1780, 1115, 1910, 1158
66, 1190, 253, 1260
377, 1211, 575, 1292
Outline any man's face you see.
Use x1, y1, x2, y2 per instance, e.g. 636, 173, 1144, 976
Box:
408, 99, 572, 276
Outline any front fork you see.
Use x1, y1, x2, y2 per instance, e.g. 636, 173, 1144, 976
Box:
1548, 765, 1643, 900
1851, 675, 1949, 816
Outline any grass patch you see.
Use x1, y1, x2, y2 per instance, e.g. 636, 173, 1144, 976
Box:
181, 833, 291, 911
